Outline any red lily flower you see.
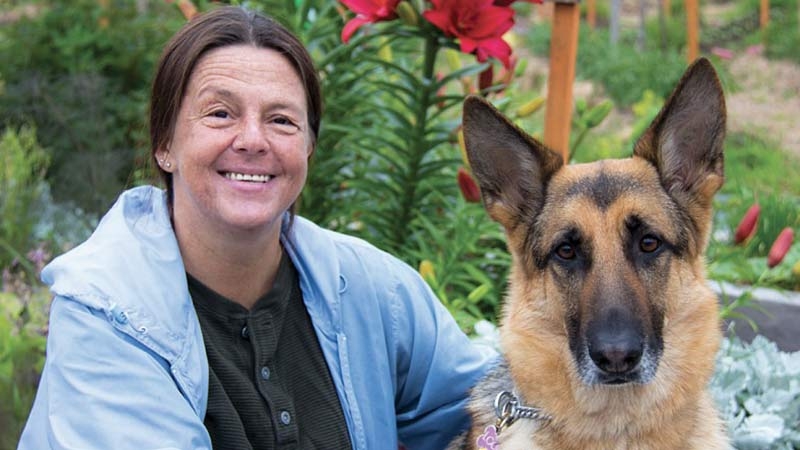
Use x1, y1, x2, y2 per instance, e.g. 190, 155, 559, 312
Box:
457, 167, 482, 203
423, 0, 515, 68
340, 0, 400, 43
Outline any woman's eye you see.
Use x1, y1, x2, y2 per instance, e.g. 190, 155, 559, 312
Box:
210, 110, 229, 119
555, 243, 576, 260
640, 235, 661, 253
273, 116, 294, 126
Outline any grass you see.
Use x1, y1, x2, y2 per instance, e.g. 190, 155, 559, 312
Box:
722, 133, 800, 196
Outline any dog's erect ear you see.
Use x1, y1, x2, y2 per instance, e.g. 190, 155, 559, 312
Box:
462, 95, 563, 230
633, 57, 726, 205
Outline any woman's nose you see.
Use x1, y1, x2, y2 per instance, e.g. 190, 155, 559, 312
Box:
232, 116, 268, 153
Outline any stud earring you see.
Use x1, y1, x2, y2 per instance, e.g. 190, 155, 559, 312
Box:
165, 162, 172, 169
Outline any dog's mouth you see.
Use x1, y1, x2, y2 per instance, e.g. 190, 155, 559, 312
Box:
596, 372, 643, 386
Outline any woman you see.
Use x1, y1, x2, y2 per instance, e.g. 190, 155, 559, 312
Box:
18, 5, 495, 450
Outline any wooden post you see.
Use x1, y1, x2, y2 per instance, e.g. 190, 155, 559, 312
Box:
760, 0, 769, 30
587, 0, 596, 29
543, 0, 581, 162
685, 0, 699, 63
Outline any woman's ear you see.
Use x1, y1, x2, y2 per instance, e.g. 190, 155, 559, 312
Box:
155, 148, 174, 172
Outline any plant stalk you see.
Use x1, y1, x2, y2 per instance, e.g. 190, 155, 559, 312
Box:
392, 33, 440, 250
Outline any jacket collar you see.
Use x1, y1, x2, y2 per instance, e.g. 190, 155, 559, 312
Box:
281, 215, 343, 336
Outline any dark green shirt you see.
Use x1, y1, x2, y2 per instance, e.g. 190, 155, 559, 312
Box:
188, 251, 351, 450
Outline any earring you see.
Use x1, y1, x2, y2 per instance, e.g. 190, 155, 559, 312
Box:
165, 162, 172, 168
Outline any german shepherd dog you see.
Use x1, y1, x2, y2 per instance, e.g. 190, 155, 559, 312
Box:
448, 58, 730, 449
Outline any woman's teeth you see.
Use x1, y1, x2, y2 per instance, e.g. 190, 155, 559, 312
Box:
225, 172, 272, 183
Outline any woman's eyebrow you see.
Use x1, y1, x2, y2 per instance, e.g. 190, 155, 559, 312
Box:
195, 86, 237, 101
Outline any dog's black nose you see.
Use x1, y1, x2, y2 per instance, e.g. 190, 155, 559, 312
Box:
586, 312, 644, 376
589, 336, 643, 375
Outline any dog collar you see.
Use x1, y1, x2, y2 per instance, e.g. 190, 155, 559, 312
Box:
493, 390, 551, 433
475, 391, 552, 449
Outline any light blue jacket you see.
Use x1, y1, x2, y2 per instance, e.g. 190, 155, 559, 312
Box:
19, 185, 495, 450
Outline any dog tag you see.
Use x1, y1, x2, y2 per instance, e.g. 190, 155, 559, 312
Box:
476, 424, 499, 450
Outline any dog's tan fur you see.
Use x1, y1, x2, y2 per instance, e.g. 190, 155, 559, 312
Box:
450, 59, 730, 449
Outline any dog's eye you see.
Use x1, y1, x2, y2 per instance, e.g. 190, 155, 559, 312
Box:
556, 243, 577, 260
640, 235, 661, 253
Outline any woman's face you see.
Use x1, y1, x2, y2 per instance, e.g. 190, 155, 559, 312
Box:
158, 44, 312, 238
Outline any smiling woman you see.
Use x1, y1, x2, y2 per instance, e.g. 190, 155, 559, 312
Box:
17, 6, 496, 450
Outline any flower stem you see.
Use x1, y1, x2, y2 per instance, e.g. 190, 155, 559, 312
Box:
392, 33, 440, 250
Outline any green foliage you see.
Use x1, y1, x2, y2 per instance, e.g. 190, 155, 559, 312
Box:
578, 39, 686, 108
0, 0, 186, 214
569, 89, 659, 164
722, 133, 800, 196
763, 17, 800, 64
0, 125, 48, 275
628, 89, 663, 145
570, 98, 613, 160
0, 286, 48, 450
643, 6, 688, 54
408, 195, 510, 332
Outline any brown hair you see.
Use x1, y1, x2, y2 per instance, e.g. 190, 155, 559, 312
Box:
149, 6, 322, 207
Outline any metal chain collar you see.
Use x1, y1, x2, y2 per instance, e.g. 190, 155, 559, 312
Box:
493, 390, 552, 434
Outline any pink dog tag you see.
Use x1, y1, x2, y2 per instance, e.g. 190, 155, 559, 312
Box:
476, 424, 499, 450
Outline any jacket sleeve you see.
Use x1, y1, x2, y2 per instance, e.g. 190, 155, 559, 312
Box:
18, 296, 212, 450
390, 263, 499, 450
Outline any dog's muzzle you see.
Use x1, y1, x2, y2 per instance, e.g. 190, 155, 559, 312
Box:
579, 308, 660, 385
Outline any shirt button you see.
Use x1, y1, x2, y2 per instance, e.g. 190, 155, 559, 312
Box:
279, 410, 291, 425
260, 366, 270, 380
241, 326, 249, 339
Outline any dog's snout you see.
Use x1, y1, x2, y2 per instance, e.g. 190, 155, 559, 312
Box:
586, 308, 644, 379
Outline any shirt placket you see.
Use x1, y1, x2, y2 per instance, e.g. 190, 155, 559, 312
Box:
247, 313, 299, 448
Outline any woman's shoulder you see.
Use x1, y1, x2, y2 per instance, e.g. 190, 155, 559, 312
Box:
290, 216, 412, 276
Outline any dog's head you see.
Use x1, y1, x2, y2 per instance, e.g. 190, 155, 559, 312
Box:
462, 58, 725, 389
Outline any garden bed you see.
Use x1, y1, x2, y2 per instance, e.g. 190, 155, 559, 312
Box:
714, 280, 800, 352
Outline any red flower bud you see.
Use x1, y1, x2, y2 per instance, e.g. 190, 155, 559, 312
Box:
767, 227, 794, 268
733, 204, 760, 244
457, 167, 481, 203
